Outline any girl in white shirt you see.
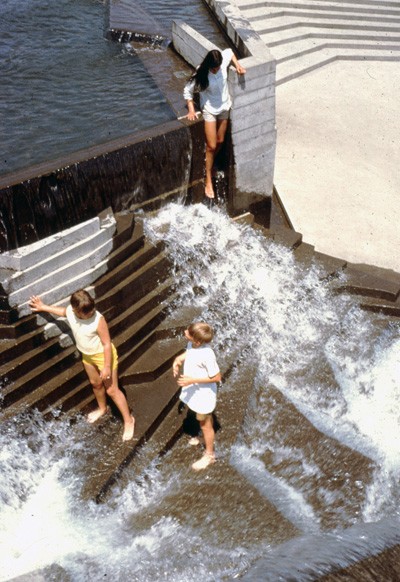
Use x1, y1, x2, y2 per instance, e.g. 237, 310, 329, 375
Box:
183, 49, 246, 199
29, 289, 135, 441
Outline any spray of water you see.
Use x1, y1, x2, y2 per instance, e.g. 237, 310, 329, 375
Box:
1, 203, 399, 580
145, 203, 400, 527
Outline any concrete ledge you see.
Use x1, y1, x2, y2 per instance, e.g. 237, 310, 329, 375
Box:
1, 219, 116, 295
0, 218, 100, 271
172, 21, 218, 67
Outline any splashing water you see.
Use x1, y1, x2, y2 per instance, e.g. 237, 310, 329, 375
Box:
1, 203, 399, 581
145, 204, 400, 527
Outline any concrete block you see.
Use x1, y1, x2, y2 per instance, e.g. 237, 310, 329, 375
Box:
230, 99, 275, 132
1, 218, 116, 295
232, 127, 276, 156
229, 56, 276, 81
230, 83, 275, 108
43, 322, 62, 340
235, 155, 275, 195
17, 257, 110, 317
11, 237, 114, 312
0, 218, 100, 272
172, 21, 219, 68
229, 68, 275, 95
58, 333, 75, 349
231, 123, 277, 145
234, 137, 276, 165
204, 0, 275, 63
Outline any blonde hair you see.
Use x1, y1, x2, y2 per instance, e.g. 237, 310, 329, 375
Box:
188, 322, 214, 345
70, 289, 95, 316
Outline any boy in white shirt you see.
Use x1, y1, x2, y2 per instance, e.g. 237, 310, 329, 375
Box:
173, 322, 221, 470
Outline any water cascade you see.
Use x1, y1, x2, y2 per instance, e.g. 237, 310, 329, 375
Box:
1, 204, 399, 581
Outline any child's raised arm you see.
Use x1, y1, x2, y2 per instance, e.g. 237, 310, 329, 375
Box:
29, 295, 67, 318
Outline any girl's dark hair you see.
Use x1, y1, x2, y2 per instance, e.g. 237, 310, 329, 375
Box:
70, 289, 95, 315
190, 50, 223, 92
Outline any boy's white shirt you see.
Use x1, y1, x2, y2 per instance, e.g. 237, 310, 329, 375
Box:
179, 342, 220, 414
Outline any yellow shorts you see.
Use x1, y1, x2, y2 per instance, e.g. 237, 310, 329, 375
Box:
81, 343, 118, 371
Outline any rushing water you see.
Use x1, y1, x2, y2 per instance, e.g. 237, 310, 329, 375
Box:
1, 204, 399, 581
0, 0, 225, 177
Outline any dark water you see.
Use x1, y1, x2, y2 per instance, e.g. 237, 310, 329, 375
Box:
0, 0, 225, 177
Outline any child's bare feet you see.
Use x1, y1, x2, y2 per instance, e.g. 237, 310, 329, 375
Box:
87, 407, 109, 423
122, 416, 135, 441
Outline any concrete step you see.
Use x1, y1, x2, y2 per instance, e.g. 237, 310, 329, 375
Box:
0, 281, 176, 416
80, 368, 184, 502
14, 232, 115, 316
333, 263, 400, 300
236, 0, 400, 16
246, 12, 400, 30
0, 335, 65, 386
259, 28, 400, 49
269, 37, 400, 62
0, 216, 103, 271
1, 218, 116, 298
254, 384, 377, 529
123, 335, 184, 383
293, 241, 316, 267
275, 46, 400, 84
255, 222, 303, 248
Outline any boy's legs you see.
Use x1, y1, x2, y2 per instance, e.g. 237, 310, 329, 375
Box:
199, 414, 215, 456
191, 413, 216, 470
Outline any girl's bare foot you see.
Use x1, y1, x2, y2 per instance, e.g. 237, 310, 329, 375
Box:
122, 416, 135, 442
87, 407, 109, 423
205, 183, 215, 199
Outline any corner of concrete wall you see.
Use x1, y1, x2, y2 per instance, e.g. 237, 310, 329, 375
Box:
173, 2, 277, 204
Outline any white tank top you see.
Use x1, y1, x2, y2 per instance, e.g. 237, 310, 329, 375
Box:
65, 305, 103, 355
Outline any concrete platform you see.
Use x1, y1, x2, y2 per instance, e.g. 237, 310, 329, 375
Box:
274, 60, 400, 273
232, 0, 400, 274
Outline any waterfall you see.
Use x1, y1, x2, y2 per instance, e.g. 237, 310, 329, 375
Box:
1, 204, 399, 581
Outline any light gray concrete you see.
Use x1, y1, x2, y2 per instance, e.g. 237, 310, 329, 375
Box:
228, 0, 400, 273
275, 60, 400, 271
7, 211, 117, 317
0, 217, 101, 271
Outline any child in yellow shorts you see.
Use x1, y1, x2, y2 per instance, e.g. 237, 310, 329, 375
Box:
29, 289, 135, 441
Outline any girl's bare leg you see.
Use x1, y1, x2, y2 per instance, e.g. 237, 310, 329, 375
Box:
204, 119, 229, 198
83, 361, 109, 423
84, 363, 135, 440
204, 121, 217, 198
104, 368, 135, 441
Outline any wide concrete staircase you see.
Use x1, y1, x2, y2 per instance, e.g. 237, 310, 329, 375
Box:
1, 203, 399, 505
234, 0, 400, 84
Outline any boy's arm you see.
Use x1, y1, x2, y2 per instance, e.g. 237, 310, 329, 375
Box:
177, 371, 222, 387
172, 351, 186, 378
29, 295, 67, 318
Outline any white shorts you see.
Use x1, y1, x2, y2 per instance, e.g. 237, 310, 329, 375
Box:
202, 108, 230, 123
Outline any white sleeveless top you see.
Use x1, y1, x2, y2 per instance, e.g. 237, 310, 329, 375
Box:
65, 305, 103, 355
